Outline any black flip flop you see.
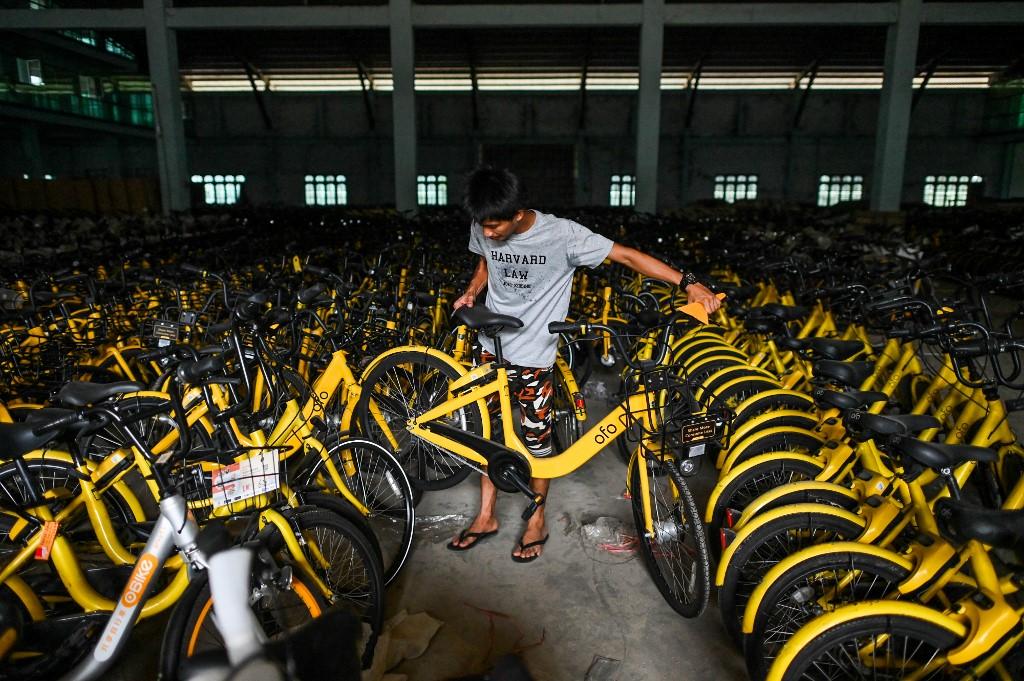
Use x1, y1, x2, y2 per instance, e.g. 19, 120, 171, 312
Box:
447, 528, 498, 552
511, 534, 549, 563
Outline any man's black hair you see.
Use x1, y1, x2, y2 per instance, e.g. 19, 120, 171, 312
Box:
462, 166, 525, 223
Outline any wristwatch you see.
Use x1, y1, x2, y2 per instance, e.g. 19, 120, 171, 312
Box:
680, 271, 700, 287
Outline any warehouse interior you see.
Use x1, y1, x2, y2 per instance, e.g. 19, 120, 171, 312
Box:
2, 2, 1024, 681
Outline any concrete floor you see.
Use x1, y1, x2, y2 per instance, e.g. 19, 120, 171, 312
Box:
106, 369, 1024, 681
384, 374, 747, 681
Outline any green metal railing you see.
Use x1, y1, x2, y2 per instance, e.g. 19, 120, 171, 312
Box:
0, 83, 154, 127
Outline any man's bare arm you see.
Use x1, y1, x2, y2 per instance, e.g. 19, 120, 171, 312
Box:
454, 256, 488, 310
607, 243, 722, 314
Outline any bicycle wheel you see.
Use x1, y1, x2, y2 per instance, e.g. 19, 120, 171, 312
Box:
773, 612, 963, 681
356, 351, 486, 491
271, 508, 384, 667
301, 437, 415, 585
629, 454, 711, 618
719, 510, 864, 646
723, 428, 825, 473
551, 366, 582, 454
745, 547, 911, 681
158, 565, 327, 680
707, 456, 825, 556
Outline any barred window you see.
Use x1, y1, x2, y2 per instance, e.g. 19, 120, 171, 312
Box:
818, 175, 864, 207
417, 175, 447, 206
191, 174, 246, 205
305, 175, 348, 205
923, 175, 982, 207
714, 174, 758, 203
609, 174, 636, 207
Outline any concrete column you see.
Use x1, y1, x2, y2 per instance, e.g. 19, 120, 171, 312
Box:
144, 0, 189, 213
635, 0, 664, 213
870, 0, 922, 211
390, 0, 417, 212
20, 125, 45, 178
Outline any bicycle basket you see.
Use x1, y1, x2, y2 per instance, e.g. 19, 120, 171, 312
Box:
173, 447, 288, 522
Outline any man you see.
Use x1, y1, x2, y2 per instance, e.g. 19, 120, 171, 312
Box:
449, 166, 721, 562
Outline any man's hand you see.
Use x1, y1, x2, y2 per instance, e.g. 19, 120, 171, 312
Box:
454, 292, 476, 310
686, 283, 723, 314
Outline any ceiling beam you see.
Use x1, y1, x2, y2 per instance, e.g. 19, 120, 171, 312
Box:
664, 3, 898, 26
1, 3, 1019, 31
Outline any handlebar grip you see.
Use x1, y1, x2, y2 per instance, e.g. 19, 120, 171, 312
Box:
176, 354, 226, 384
180, 264, 204, 275
305, 265, 330, 277
548, 321, 585, 334
208, 319, 232, 335
952, 340, 992, 359
136, 346, 176, 363
32, 411, 83, 436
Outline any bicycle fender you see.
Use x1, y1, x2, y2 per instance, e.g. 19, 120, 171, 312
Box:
716, 503, 865, 586
720, 426, 825, 476
732, 389, 815, 420
765, 601, 967, 681
729, 409, 819, 445
359, 345, 469, 382
734, 480, 858, 530
743, 542, 913, 633
705, 451, 823, 522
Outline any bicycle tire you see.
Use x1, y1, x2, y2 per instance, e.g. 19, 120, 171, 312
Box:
723, 428, 825, 474
773, 612, 963, 681
158, 562, 327, 681
551, 366, 582, 454
356, 350, 485, 491
707, 456, 824, 556
745, 547, 911, 681
719, 510, 864, 646
629, 455, 711, 618
300, 437, 415, 585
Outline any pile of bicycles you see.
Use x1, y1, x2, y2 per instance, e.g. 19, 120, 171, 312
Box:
3, 204, 1024, 680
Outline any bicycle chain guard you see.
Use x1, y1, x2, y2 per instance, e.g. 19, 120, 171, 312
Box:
487, 451, 533, 494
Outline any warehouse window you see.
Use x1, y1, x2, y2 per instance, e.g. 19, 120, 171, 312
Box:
417, 175, 447, 206
17, 59, 44, 86
923, 175, 982, 207
609, 175, 636, 207
817, 175, 864, 207
714, 175, 758, 203
191, 174, 245, 205
305, 174, 348, 206
79, 76, 100, 99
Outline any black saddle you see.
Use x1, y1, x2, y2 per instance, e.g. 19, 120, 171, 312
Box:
808, 339, 865, 361
936, 499, 1024, 550
756, 304, 808, 321
894, 438, 997, 471
0, 423, 60, 460
813, 360, 875, 388
454, 306, 524, 332
844, 412, 941, 442
814, 388, 888, 412
54, 381, 145, 408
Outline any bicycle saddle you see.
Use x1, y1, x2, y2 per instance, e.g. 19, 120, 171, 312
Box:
814, 388, 888, 411
813, 360, 874, 388
0, 422, 60, 460
808, 339, 864, 361
844, 411, 940, 441
54, 381, 145, 408
454, 306, 523, 331
935, 499, 1024, 550
755, 304, 808, 321
894, 437, 997, 471
743, 316, 783, 334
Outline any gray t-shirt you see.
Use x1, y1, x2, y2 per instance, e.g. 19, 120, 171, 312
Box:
468, 210, 614, 367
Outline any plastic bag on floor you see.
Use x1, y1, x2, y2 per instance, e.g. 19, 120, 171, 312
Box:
363, 610, 444, 681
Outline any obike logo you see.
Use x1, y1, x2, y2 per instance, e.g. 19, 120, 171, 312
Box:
120, 553, 158, 608
593, 422, 619, 445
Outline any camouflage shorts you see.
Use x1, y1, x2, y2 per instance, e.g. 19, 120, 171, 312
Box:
479, 350, 554, 457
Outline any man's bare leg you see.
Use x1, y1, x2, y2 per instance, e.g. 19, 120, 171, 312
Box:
512, 477, 550, 560
450, 473, 500, 548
